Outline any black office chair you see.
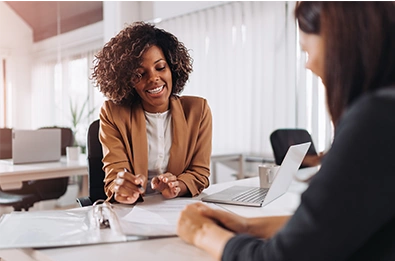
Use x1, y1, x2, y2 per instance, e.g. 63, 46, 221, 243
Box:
3, 127, 74, 210
76, 119, 107, 207
270, 128, 318, 169
0, 190, 39, 211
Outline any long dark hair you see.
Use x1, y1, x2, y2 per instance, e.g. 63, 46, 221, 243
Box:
295, 2, 395, 126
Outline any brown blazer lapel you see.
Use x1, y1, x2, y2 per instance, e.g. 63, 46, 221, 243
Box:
130, 104, 148, 177
167, 97, 188, 175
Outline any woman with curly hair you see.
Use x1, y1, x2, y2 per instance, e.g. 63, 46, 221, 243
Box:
177, 2, 395, 260
92, 22, 212, 204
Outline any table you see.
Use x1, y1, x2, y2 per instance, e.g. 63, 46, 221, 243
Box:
0, 167, 318, 261
0, 154, 88, 196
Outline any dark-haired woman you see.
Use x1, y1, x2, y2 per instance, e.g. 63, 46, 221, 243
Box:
177, 2, 395, 260
92, 22, 212, 204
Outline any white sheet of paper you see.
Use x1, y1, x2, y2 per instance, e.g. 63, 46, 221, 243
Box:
116, 196, 199, 237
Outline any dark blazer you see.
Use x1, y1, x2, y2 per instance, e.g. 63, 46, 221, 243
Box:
223, 87, 395, 261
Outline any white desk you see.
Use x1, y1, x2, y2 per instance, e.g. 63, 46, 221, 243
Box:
0, 167, 317, 261
0, 154, 88, 195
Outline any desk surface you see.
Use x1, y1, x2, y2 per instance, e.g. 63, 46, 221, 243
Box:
0, 154, 88, 191
0, 167, 317, 261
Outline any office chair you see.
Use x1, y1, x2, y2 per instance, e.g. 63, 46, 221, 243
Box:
270, 128, 319, 169
0, 190, 39, 211
3, 127, 74, 210
76, 119, 107, 207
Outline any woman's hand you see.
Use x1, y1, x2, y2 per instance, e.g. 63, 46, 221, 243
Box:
177, 202, 217, 245
197, 202, 249, 234
201, 203, 290, 238
177, 202, 235, 260
151, 172, 183, 199
113, 170, 146, 204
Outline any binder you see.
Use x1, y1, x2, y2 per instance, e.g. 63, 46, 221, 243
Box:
0, 195, 198, 249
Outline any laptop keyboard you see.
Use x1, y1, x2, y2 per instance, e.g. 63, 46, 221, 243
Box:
231, 187, 269, 204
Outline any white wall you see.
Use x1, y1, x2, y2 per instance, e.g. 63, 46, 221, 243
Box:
0, 1, 33, 128
103, 1, 140, 44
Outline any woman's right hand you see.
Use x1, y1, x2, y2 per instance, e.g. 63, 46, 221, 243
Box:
185, 203, 290, 239
113, 170, 146, 204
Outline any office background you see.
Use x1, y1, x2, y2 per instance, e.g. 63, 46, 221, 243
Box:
0, 1, 333, 159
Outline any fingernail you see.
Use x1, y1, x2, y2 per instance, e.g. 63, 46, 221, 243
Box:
114, 185, 119, 191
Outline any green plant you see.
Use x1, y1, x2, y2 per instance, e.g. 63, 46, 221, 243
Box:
69, 97, 96, 149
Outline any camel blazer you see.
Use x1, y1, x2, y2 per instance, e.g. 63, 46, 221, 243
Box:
99, 95, 212, 198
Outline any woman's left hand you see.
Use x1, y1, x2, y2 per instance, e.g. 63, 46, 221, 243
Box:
151, 172, 181, 199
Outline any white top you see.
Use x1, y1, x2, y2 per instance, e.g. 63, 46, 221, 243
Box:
144, 110, 172, 193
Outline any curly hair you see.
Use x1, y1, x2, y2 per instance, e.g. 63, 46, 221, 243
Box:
92, 22, 193, 105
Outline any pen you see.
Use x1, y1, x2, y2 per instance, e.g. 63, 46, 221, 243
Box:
124, 168, 144, 193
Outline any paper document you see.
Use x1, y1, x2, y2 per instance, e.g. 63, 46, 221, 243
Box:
114, 196, 198, 237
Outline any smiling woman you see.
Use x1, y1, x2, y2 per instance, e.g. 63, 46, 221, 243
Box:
91, 22, 213, 205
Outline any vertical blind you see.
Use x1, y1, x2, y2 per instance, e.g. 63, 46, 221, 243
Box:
158, 1, 332, 157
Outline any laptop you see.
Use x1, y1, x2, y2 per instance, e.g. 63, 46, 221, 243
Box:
0, 129, 61, 165
202, 142, 311, 207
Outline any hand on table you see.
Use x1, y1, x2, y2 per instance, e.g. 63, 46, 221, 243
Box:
177, 202, 235, 260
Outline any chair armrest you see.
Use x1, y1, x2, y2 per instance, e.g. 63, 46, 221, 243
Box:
76, 197, 93, 207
